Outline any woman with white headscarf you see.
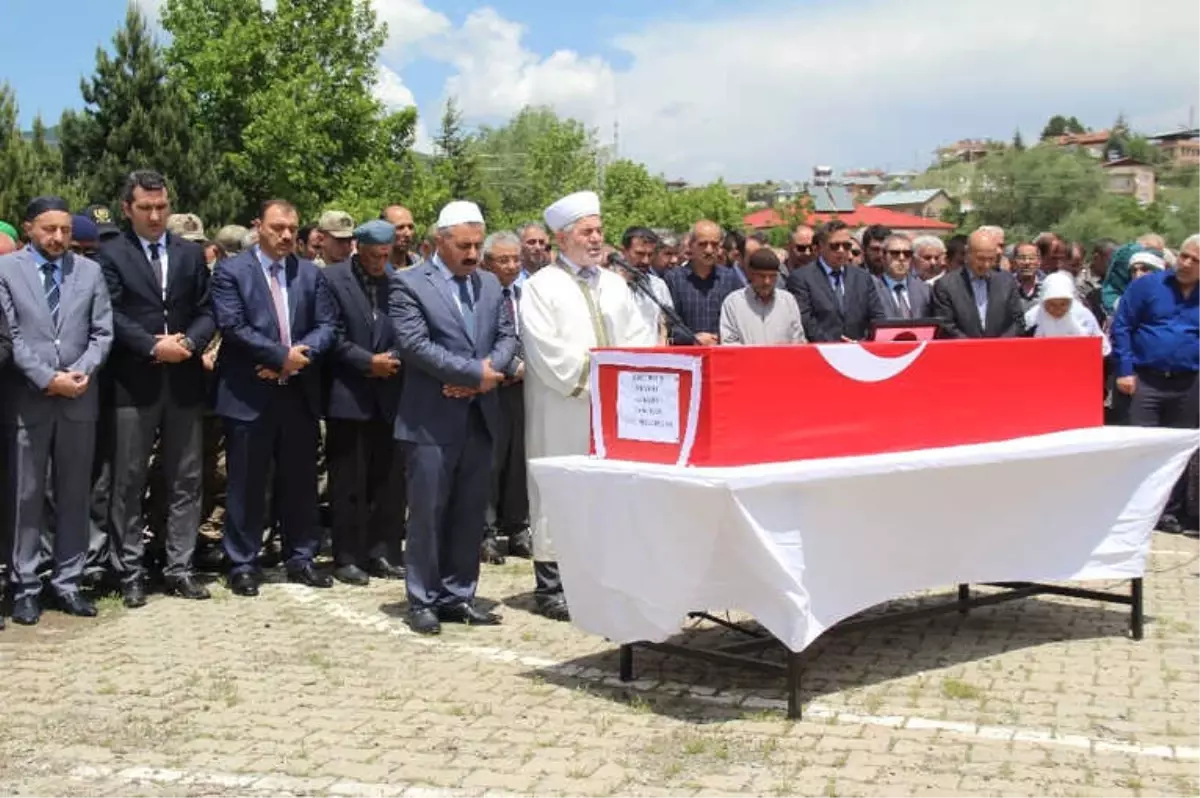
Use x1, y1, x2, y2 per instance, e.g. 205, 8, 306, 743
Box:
1024, 270, 1111, 356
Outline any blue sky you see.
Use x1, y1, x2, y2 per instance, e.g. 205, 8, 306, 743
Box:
3, 0, 1197, 183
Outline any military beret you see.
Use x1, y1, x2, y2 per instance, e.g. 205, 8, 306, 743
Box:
354, 219, 396, 245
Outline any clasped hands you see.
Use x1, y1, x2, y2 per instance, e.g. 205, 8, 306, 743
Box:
442, 358, 508, 399
257, 344, 312, 381
46, 371, 89, 399
152, 332, 193, 364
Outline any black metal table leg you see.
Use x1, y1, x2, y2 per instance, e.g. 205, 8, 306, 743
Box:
786, 652, 802, 719
957, 583, 970, 615
1130, 577, 1144, 640
619, 643, 634, 681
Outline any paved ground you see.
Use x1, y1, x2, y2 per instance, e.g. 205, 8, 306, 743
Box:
0, 533, 1196, 798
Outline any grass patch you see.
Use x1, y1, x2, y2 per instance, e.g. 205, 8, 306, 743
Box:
941, 677, 983, 700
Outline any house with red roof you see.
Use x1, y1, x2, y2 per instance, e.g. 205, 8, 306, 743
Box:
743, 204, 955, 238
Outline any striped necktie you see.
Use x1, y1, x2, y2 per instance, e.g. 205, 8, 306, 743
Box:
41, 262, 59, 325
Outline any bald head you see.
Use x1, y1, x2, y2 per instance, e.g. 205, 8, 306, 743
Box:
967, 229, 1000, 277
0, 232, 15, 256
382, 205, 415, 261
690, 219, 723, 273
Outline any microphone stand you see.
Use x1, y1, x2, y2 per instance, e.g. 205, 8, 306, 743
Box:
616, 263, 702, 345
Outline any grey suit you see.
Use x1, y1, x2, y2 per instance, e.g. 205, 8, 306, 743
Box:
874, 274, 933, 320
0, 248, 113, 600
389, 259, 517, 610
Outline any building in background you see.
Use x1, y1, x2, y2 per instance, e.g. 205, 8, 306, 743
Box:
1147, 129, 1200, 167
867, 188, 952, 219
1101, 157, 1156, 205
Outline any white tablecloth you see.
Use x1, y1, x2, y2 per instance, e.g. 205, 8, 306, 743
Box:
528, 427, 1199, 653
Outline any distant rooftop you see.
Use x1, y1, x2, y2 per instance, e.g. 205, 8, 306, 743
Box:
1147, 128, 1199, 142
868, 189, 945, 207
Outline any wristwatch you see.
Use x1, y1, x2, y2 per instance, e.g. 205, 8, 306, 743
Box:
180, 336, 196, 352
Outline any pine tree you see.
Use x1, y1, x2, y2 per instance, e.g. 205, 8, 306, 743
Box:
59, 5, 242, 227
0, 84, 79, 226
1012, 128, 1026, 151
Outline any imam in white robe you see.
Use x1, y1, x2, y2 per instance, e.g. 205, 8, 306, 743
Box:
521, 257, 656, 561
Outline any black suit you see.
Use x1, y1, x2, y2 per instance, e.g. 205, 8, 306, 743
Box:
931, 268, 1026, 338
491, 283, 528, 536
323, 258, 406, 570
97, 231, 216, 584
786, 261, 884, 342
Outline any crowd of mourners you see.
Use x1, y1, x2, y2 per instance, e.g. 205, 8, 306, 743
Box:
0, 168, 1194, 634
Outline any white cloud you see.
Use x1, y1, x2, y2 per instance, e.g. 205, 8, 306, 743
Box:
372, 0, 451, 60
374, 64, 417, 109
438, 8, 615, 122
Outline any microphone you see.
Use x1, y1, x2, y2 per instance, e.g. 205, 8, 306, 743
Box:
606, 252, 649, 286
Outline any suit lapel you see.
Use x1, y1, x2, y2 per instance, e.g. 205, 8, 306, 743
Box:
959, 270, 984, 337
470, 271, 484, 350
343, 260, 376, 328
285, 254, 302, 338
164, 234, 187, 300
16, 250, 53, 329
57, 252, 80, 333
249, 252, 284, 342
126, 231, 163, 298
423, 262, 472, 342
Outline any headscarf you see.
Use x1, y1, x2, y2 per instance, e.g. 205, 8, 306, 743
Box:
1100, 241, 1165, 314
1026, 271, 1111, 356
0, 221, 17, 241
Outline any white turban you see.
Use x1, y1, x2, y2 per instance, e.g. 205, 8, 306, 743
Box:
544, 191, 600, 232
436, 200, 484, 229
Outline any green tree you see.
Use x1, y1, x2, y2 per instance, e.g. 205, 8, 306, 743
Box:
162, 0, 390, 218
0, 84, 79, 226
1040, 114, 1087, 140
59, 4, 241, 226
1012, 128, 1026, 151
967, 146, 1105, 237
432, 98, 499, 218
475, 106, 600, 229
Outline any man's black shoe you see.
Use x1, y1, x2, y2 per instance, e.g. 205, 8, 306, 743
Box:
407, 607, 441, 635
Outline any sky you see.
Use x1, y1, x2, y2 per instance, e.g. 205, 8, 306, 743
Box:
3, 0, 1198, 184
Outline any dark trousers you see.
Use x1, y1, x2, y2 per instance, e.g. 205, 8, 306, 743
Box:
326, 417, 407, 567
1129, 370, 1199, 520
6, 417, 95, 600
109, 386, 204, 583
222, 386, 321, 575
490, 381, 529, 533
404, 404, 491, 610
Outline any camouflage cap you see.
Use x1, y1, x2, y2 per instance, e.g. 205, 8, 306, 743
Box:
167, 213, 206, 243
318, 210, 355, 239
215, 224, 250, 254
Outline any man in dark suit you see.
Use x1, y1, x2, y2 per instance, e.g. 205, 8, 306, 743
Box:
787, 219, 884, 342
932, 228, 1026, 338
389, 200, 517, 635
210, 199, 337, 597
874, 233, 933, 320
323, 220, 407, 586
0, 197, 113, 625
98, 170, 216, 607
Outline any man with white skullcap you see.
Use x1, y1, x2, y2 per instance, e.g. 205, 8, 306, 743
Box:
520, 190, 655, 621
390, 200, 518, 635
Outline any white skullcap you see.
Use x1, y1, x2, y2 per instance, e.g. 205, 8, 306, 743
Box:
436, 200, 484, 229
544, 190, 601, 232
1130, 251, 1165, 271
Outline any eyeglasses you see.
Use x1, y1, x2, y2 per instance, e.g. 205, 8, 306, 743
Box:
793, 244, 814, 253
829, 241, 856, 252
887, 249, 913, 258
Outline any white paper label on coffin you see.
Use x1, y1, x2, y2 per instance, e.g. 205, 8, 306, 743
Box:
814, 341, 929, 383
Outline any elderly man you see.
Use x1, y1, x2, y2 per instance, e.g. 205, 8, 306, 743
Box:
517, 222, 550, 279
664, 220, 741, 345
787, 219, 883, 342
719, 248, 805, 345
932, 229, 1025, 338
912, 235, 948, 283
211, 199, 337, 596
381, 205, 418, 268
874, 234, 932, 320
315, 210, 355, 267
323, 220, 408, 585
390, 201, 516, 634
0, 197, 113, 624
786, 225, 817, 275
621, 226, 674, 344
479, 231, 531, 564
521, 191, 654, 621
1111, 234, 1200, 536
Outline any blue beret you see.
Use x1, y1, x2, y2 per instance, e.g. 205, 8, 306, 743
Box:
72, 214, 99, 242
354, 219, 396, 245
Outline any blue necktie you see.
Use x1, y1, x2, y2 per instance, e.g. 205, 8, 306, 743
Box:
830, 270, 844, 308
42, 263, 59, 325
454, 275, 475, 335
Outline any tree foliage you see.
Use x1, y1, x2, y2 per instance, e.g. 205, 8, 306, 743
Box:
161, 0, 397, 218
1039, 114, 1088, 140
59, 5, 241, 225
966, 146, 1105, 238
0, 85, 82, 226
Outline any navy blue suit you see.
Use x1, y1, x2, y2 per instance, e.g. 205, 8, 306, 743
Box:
873, 273, 934, 320
211, 248, 336, 574
323, 258, 406, 568
389, 259, 517, 609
